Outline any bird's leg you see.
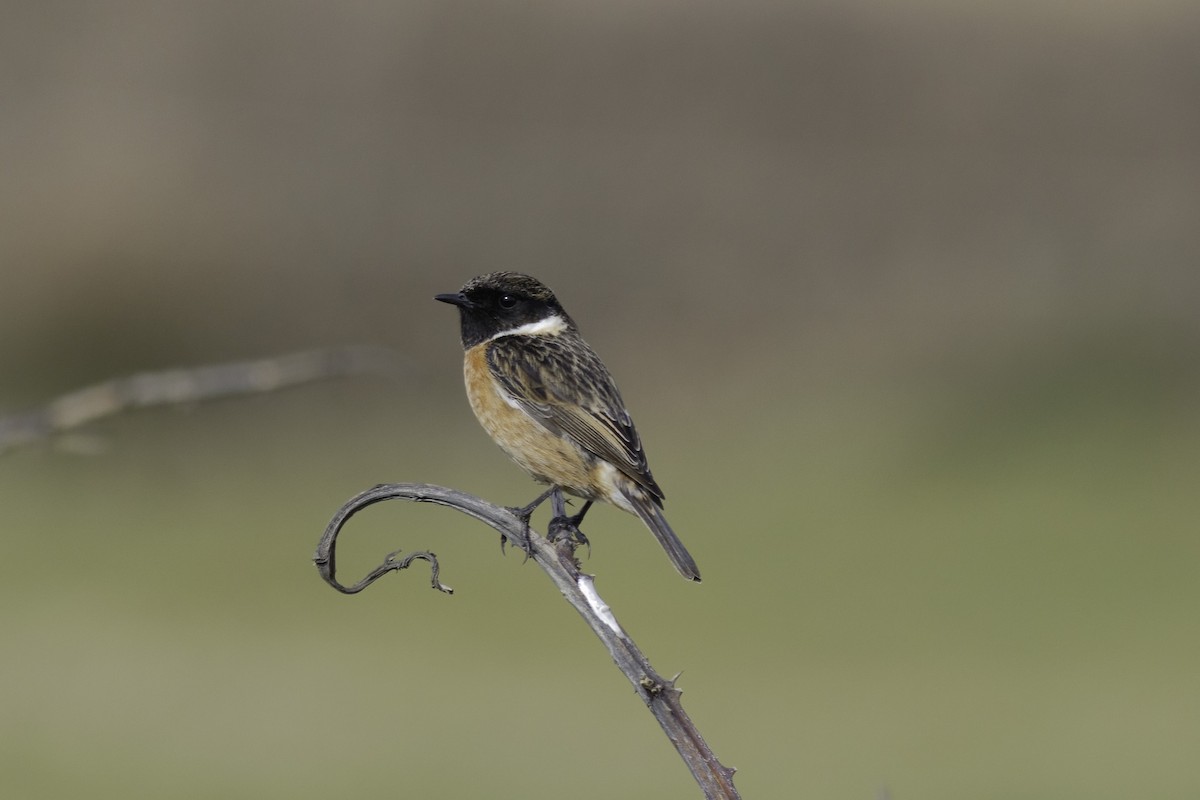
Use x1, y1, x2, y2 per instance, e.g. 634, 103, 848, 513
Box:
547, 487, 570, 541
567, 500, 594, 530
503, 485, 555, 556
508, 485, 556, 524
566, 500, 593, 558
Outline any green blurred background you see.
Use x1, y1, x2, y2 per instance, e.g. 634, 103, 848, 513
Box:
3, 1, 1198, 798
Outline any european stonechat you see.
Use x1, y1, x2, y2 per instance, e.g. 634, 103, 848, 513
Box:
436, 272, 700, 581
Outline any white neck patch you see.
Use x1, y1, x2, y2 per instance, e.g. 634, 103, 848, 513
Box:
490, 313, 568, 340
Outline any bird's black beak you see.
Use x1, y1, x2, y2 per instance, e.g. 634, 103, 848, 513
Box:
435, 292, 474, 308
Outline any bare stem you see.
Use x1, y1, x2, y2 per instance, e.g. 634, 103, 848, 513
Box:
313, 482, 740, 799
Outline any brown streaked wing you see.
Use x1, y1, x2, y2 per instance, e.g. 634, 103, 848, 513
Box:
486, 334, 664, 501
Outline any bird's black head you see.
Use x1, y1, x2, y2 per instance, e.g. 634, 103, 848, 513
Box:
435, 272, 574, 349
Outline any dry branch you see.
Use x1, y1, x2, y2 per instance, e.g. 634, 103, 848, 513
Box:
313, 482, 740, 799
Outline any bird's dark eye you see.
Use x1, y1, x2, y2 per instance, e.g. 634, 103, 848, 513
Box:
498, 294, 518, 309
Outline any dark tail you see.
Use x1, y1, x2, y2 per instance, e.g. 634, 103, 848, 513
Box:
626, 492, 701, 582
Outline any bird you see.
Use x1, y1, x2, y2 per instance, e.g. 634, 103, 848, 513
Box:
435, 272, 700, 581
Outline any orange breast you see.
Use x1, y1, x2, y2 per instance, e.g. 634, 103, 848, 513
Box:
463, 343, 599, 498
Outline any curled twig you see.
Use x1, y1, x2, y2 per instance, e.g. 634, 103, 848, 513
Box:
313, 482, 740, 799
313, 484, 478, 594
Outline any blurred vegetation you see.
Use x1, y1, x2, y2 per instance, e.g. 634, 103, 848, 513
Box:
2, 1, 1198, 798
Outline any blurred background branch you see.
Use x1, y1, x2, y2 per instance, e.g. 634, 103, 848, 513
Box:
0, 346, 403, 455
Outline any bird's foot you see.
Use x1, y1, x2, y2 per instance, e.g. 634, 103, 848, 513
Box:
502, 486, 556, 558
548, 500, 593, 557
